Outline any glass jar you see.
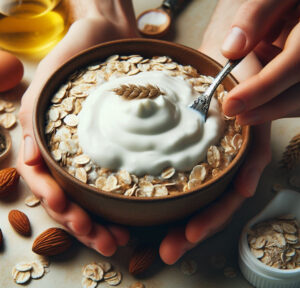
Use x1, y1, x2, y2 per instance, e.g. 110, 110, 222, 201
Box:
0, 0, 68, 55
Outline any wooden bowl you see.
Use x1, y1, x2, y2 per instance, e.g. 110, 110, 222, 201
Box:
33, 39, 251, 226
0, 126, 12, 162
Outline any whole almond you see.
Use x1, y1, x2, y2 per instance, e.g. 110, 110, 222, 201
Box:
0, 228, 3, 248
0, 167, 19, 197
129, 244, 157, 275
32, 227, 72, 256
8, 210, 31, 236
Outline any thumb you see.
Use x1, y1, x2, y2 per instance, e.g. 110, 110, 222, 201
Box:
221, 0, 297, 59
18, 89, 42, 166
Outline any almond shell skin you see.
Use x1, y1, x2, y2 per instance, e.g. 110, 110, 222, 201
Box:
8, 209, 31, 236
32, 227, 72, 256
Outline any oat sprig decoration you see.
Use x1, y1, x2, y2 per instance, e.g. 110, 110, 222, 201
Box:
280, 133, 300, 170
113, 84, 164, 100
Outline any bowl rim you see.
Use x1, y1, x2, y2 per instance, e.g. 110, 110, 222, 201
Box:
0, 126, 11, 161
33, 38, 251, 203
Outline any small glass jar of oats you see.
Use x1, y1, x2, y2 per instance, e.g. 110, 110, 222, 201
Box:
239, 190, 300, 288
45, 54, 244, 198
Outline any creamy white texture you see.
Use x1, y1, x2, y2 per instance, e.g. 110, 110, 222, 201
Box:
137, 11, 168, 30
78, 71, 224, 176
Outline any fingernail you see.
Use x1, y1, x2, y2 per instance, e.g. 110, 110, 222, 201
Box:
222, 27, 247, 53
225, 98, 245, 116
24, 136, 35, 164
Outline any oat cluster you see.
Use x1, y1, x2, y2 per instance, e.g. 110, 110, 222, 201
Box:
81, 261, 122, 288
0, 99, 17, 129
46, 54, 243, 197
12, 256, 49, 285
248, 214, 300, 269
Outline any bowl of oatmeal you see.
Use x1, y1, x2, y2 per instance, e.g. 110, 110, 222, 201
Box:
33, 39, 251, 226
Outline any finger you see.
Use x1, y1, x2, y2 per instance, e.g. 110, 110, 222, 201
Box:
185, 190, 245, 244
253, 41, 282, 65
223, 22, 300, 117
77, 224, 118, 257
18, 18, 112, 166
45, 204, 117, 256
18, 98, 42, 166
18, 140, 120, 254
42, 201, 93, 237
221, 0, 297, 59
159, 227, 195, 265
237, 83, 300, 125
272, 5, 300, 48
17, 140, 67, 214
107, 225, 130, 246
234, 123, 272, 197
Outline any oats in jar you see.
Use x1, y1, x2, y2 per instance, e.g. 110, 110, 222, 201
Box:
248, 215, 300, 269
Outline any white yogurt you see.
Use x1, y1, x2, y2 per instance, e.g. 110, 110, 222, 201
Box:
78, 71, 224, 176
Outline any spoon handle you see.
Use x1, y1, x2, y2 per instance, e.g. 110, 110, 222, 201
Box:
205, 58, 242, 98
162, 0, 187, 14
189, 58, 243, 120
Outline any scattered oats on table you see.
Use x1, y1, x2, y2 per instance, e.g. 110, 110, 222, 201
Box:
12, 258, 46, 285
46, 54, 244, 197
180, 259, 198, 276
25, 194, 41, 207
81, 261, 122, 287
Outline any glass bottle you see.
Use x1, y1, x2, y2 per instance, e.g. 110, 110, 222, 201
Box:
0, 0, 68, 55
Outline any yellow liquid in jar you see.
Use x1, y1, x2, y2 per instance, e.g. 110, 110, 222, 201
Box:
0, 0, 68, 55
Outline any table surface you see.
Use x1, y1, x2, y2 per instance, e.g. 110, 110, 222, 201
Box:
1, 0, 300, 287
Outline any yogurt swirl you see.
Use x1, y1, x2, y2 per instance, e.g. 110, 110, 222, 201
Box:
78, 71, 224, 176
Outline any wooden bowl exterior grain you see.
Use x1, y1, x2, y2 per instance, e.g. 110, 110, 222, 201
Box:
33, 39, 251, 226
0, 126, 12, 162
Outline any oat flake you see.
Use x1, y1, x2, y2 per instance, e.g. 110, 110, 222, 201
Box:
25, 195, 40, 207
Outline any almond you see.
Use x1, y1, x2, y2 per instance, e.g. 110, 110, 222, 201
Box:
8, 209, 31, 236
0, 228, 3, 248
129, 244, 157, 275
32, 227, 72, 256
0, 167, 19, 197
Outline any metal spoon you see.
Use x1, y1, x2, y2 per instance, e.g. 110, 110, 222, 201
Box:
189, 58, 243, 121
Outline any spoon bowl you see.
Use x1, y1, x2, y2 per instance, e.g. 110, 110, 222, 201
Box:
137, 8, 171, 37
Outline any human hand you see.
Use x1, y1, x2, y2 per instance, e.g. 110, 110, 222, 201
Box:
17, 0, 137, 255
159, 0, 274, 264
221, 0, 300, 125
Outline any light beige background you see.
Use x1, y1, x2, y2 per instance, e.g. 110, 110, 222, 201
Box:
0, 0, 299, 287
